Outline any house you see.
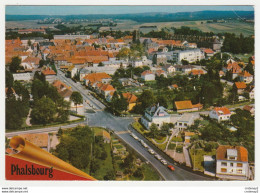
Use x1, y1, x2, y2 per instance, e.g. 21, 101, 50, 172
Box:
13, 73, 33, 81
100, 84, 116, 97
223, 61, 242, 79
96, 130, 111, 143
141, 70, 155, 81
176, 113, 199, 131
83, 72, 112, 86
155, 70, 167, 78
41, 67, 56, 83
216, 145, 249, 180
190, 69, 205, 76
79, 68, 91, 81
202, 48, 215, 58
130, 60, 144, 68
174, 65, 195, 74
141, 104, 171, 129
174, 100, 203, 113
52, 80, 72, 101
234, 82, 247, 95
184, 132, 195, 143
172, 49, 205, 64
168, 84, 179, 90
239, 71, 253, 84
162, 64, 176, 74
21, 56, 41, 70
209, 107, 231, 122
155, 53, 168, 65
122, 92, 138, 111
19, 133, 49, 152
248, 86, 254, 100
243, 105, 255, 115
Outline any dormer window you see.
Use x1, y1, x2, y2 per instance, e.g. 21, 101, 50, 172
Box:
227, 149, 238, 160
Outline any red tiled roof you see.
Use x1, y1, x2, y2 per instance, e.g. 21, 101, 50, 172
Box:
100, 84, 115, 92
235, 82, 247, 89
203, 48, 214, 54
42, 67, 56, 76
175, 100, 193, 110
213, 107, 231, 116
216, 145, 248, 162
122, 92, 138, 104
84, 73, 111, 84
190, 69, 204, 75
141, 70, 153, 76
240, 71, 252, 77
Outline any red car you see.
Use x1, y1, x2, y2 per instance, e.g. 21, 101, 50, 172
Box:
168, 165, 175, 171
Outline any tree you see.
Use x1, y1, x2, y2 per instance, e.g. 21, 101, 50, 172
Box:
181, 59, 189, 65
133, 167, 143, 178
39, 59, 45, 68
6, 97, 29, 130
156, 95, 168, 108
138, 90, 156, 112
9, 56, 22, 73
116, 47, 131, 60
31, 96, 56, 125
5, 70, 14, 88
70, 91, 83, 114
103, 170, 116, 180
98, 62, 104, 67
148, 123, 159, 138
57, 128, 63, 138
28, 39, 32, 47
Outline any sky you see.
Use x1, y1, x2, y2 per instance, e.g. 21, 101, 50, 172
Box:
5, 5, 254, 15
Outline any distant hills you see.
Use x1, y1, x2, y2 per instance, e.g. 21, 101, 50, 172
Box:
6, 10, 254, 22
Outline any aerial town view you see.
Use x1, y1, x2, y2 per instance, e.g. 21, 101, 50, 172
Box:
5, 6, 255, 181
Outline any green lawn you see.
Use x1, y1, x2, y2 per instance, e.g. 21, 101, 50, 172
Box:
168, 143, 176, 150
92, 143, 114, 180
154, 136, 167, 144
225, 101, 253, 109
189, 148, 216, 172
142, 164, 161, 181
132, 121, 148, 135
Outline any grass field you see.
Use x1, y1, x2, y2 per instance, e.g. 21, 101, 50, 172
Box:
189, 148, 216, 172
6, 19, 254, 36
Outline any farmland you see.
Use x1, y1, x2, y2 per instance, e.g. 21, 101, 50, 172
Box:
6, 19, 254, 36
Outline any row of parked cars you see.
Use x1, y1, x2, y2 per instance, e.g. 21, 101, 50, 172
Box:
130, 132, 175, 171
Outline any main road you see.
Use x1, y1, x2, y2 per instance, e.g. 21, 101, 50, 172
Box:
6, 69, 213, 181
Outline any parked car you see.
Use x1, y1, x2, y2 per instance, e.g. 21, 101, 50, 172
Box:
140, 140, 148, 148
130, 133, 139, 140
168, 165, 175, 171
148, 148, 155, 155
161, 159, 167, 165
154, 154, 162, 160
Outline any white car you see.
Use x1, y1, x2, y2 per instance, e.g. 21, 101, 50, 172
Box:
161, 159, 167, 165
141, 141, 148, 148
148, 148, 155, 155
154, 154, 162, 160
130, 133, 139, 140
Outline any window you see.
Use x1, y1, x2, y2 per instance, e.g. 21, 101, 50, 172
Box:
221, 162, 227, 166
237, 169, 243, 174
179, 123, 182, 126
221, 168, 227, 172
237, 163, 243, 167
229, 156, 236, 160
184, 123, 187, 126
230, 163, 234, 167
